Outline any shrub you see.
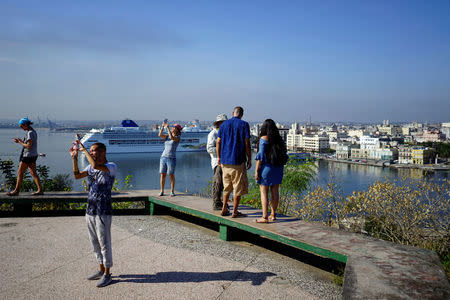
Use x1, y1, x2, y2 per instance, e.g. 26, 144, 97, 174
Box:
347, 178, 449, 257
0, 158, 72, 192
298, 176, 449, 278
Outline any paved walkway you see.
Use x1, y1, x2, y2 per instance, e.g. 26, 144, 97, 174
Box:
0, 216, 340, 300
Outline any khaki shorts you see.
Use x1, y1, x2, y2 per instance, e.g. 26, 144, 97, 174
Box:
222, 163, 248, 196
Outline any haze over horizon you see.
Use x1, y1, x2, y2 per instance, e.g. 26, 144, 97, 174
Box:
1, 1, 449, 123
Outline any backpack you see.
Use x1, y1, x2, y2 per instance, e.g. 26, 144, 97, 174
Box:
269, 141, 289, 166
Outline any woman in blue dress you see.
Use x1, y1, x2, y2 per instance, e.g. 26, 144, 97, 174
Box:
254, 119, 287, 223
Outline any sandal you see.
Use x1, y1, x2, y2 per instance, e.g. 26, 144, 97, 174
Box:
255, 218, 269, 223
220, 210, 229, 216
231, 211, 247, 218
268, 215, 277, 222
6, 191, 19, 196
32, 191, 44, 196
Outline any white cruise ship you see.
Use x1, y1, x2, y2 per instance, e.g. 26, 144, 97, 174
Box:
80, 119, 209, 153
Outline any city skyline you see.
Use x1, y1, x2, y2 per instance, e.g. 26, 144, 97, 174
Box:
1, 1, 449, 122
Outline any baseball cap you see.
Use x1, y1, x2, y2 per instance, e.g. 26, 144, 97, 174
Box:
18, 117, 33, 125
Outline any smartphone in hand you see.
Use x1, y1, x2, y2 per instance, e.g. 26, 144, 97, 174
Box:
74, 134, 85, 150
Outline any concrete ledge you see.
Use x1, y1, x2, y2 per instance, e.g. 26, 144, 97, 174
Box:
0, 190, 151, 217
147, 191, 449, 300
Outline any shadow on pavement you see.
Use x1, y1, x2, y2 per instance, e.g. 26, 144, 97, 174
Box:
113, 270, 276, 286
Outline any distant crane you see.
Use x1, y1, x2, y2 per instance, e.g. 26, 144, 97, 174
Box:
47, 117, 57, 130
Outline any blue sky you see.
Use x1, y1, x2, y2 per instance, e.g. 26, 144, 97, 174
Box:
1, 0, 449, 123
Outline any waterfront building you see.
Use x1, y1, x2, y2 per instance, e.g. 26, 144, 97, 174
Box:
398, 146, 412, 164
369, 148, 398, 161
351, 148, 370, 160
336, 144, 352, 159
411, 147, 436, 165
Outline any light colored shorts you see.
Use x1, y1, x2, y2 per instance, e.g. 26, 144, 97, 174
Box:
222, 163, 248, 196
160, 156, 176, 174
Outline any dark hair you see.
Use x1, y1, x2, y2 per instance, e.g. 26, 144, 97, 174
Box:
258, 119, 282, 147
258, 119, 288, 166
233, 106, 244, 118
91, 142, 107, 152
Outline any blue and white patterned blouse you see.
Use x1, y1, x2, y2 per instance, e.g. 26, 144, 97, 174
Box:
84, 162, 117, 215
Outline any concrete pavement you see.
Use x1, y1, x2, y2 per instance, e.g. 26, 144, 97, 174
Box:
0, 216, 341, 299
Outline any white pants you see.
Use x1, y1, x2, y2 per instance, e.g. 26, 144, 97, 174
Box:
85, 214, 113, 268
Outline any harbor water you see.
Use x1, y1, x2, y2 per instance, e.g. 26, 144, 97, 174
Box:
0, 129, 447, 194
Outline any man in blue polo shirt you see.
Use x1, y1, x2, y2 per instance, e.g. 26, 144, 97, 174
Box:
216, 106, 251, 217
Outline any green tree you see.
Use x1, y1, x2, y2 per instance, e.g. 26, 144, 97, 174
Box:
418, 142, 450, 158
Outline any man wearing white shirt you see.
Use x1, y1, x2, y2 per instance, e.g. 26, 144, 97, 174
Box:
207, 114, 227, 210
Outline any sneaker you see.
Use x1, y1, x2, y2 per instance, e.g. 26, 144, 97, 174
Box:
170, 192, 175, 197
87, 270, 104, 280
159, 191, 164, 196
97, 273, 112, 287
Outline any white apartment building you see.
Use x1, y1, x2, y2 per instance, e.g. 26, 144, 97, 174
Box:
302, 135, 329, 152
336, 144, 352, 159
287, 127, 329, 152
360, 136, 380, 150
368, 148, 398, 161
287, 134, 301, 150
